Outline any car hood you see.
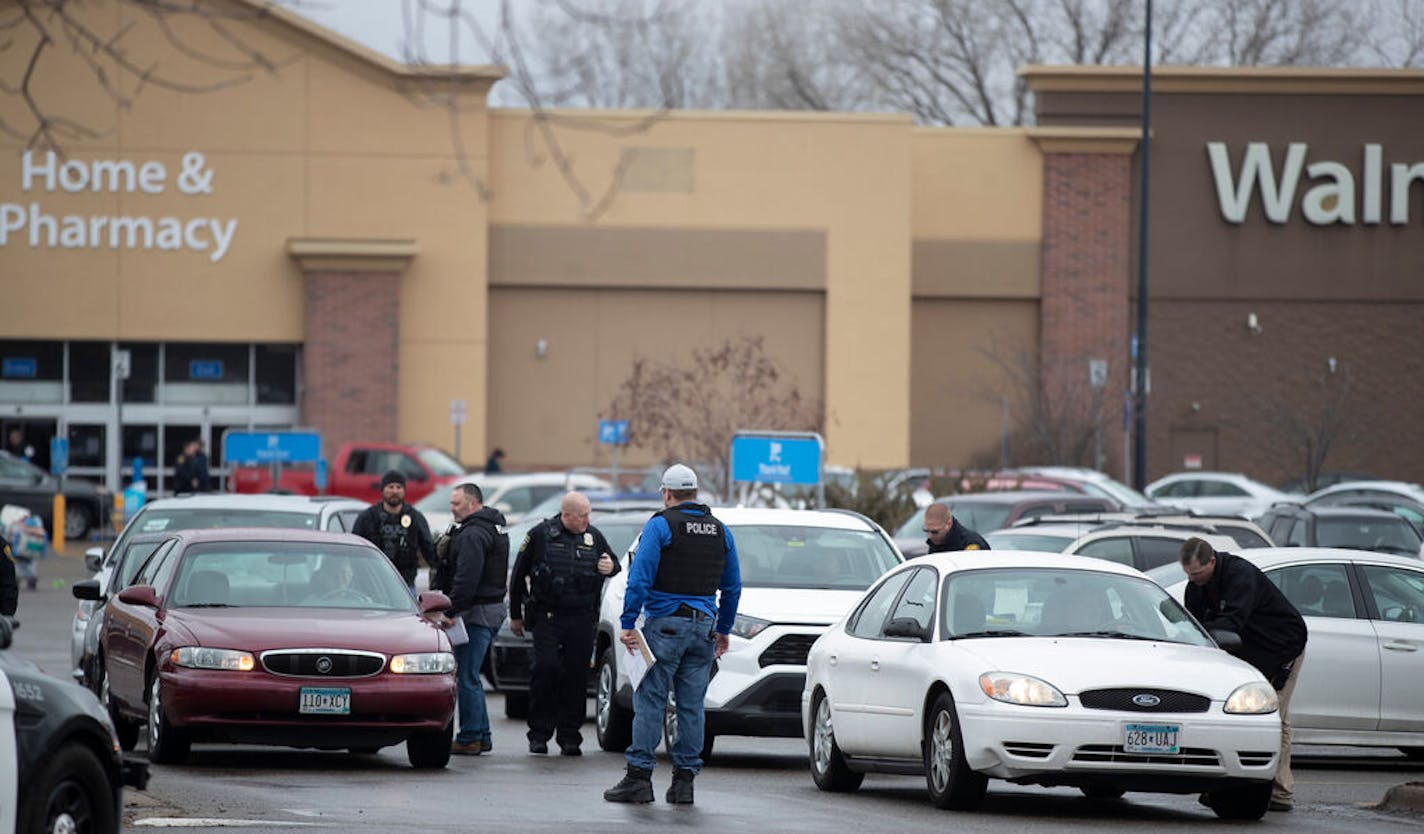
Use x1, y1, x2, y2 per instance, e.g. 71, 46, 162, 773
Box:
735, 587, 866, 625
954, 637, 1263, 697
164, 608, 447, 654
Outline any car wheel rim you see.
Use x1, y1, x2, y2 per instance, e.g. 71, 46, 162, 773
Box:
596, 661, 613, 734
929, 709, 953, 793
148, 678, 162, 751
47, 780, 90, 834
813, 699, 834, 775
64, 508, 87, 540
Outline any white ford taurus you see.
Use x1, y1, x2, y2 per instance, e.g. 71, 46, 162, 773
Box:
803, 551, 1282, 820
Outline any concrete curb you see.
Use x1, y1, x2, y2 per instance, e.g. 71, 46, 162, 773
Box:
1379, 782, 1424, 814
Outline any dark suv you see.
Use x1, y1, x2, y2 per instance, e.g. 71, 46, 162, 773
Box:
1256, 503, 1423, 557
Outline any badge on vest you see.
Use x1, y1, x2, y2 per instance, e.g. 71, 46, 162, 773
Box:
401, 514, 411, 528
584, 533, 593, 546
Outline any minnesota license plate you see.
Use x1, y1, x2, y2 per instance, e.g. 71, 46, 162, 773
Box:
1123, 723, 1179, 754
298, 687, 351, 715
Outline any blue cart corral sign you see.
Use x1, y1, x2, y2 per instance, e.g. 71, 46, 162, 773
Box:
223, 431, 321, 465
730, 434, 823, 486
598, 419, 629, 445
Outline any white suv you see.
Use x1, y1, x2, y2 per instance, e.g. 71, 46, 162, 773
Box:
594, 507, 903, 758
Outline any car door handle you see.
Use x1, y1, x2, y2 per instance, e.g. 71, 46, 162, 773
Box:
869, 659, 880, 672
827, 654, 838, 666
1383, 641, 1418, 652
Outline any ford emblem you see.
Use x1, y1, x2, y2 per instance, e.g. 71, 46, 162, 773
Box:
1132, 693, 1161, 707
316, 656, 333, 674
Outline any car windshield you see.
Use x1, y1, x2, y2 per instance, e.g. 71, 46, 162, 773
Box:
417, 448, 466, 477
113, 508, 320, 588
984, 531, 1074, 552
731, 525, 900, 590
941, 567, 1212, 645
168, 541, 416, 611
1317, 518, 1422, 554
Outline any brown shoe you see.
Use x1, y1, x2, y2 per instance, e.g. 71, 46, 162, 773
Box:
451, 740, 484, 756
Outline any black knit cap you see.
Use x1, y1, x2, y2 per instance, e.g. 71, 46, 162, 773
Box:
380, 469, 406, 489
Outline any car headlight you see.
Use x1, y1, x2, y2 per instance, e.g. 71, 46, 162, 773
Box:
978, 672, 1068, 707
1224, 682, 1278, 714
730, 614, 771, 640
75, 601, 94, 623
390, 652, 456, 674
172, 647, 254, 671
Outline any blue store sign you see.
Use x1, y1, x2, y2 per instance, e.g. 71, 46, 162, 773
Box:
189, 359, 224, 380
730, 433, 823, 486
223, 431, 321, 464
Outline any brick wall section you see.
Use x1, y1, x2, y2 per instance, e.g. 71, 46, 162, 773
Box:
301, 270, 401, 458
1039, 152, 1131, 472
1150, 300, 1424, 485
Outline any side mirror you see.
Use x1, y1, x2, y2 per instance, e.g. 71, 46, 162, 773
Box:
85, 546, 105, 572
72, 579, 104, 602
116, 585, 160, 608
884, 617, 930, 642
417, 591, 452, 614
1211, 629, 1244, 654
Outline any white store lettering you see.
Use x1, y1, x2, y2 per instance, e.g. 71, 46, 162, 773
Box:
4, 150, 238, 261
1208, 141, 1424, 226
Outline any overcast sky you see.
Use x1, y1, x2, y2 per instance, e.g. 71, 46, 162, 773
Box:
280, 1, 506, 64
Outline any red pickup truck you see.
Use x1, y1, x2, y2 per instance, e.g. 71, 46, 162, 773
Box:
230, 442, 469, 505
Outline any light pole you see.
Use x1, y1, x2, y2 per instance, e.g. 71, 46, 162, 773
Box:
1132, 0, 1154, 490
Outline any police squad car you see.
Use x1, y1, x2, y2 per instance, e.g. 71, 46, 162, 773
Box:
0, 617, 148, 834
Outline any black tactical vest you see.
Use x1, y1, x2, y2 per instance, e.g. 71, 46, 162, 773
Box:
533, 517, 602, 609
462, 515, 509, 604
652, 504, 726, 596
376, 506, 417, 571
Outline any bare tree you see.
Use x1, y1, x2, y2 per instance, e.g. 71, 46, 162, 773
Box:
1253, 357, 1358, 494
976, 338, 1103, 468
603, 336, 822, 495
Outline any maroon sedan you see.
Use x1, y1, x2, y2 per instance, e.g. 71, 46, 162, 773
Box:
90, 528, 456, 767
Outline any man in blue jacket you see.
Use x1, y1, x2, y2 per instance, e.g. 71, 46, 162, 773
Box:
603, 464, 741, 805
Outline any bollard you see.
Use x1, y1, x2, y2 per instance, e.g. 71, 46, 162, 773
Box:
52, 493, 66, 553
113, 493, 125, 534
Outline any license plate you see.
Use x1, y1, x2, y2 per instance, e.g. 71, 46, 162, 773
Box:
299, 687, 351, 715
1123, 723, 1179, 754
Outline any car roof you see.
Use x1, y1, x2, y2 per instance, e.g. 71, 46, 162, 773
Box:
1175, 546, 1424, 573
169, 527, 373, 546
1305, 506, 1409, 520
907, 549, 1149, 578
1076, 527, 1236, 547
933, 490, 1084, 504
138, 493, 365, 512
1309, 480, 1424, 498
987, 524, 1086, 538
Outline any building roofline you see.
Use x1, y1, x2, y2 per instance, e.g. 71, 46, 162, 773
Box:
234, 0, 506, 84
1019, 64, 1424, 95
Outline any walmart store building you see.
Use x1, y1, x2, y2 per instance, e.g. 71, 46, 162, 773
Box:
2, 0, 1421, 492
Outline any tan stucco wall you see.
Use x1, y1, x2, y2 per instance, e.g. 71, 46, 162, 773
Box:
0, 1, 497, 459
487, 109, 915, 469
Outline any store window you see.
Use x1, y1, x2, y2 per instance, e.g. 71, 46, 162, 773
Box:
119, 343, 159, 403
69, 342, 112, 402
0, 340, 63, 404
121, 424, 160, 479
67, 425, 107, 468
256, 344, 298, 404
164, 343, 249, 406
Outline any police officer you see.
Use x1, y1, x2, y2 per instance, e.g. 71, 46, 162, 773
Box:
923, 501, 989, 554
603, 464, 741, 806
351, 470, 435, 594
1, 535, 18, 618
509, 491, 620, 756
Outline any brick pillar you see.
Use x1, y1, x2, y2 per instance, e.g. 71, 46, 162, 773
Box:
1038, 150, 1133, 473
289, 239, 418, 460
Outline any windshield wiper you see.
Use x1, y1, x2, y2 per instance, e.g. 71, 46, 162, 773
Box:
952, 630, 1031, 639
1050, 630, 1159, 641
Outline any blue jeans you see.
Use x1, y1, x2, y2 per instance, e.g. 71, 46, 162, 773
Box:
453, 622, 498, 745
627, 613, 716, 773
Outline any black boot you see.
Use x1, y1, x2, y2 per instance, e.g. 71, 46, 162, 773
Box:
666, 768, 695, 805
603, 765, 654, 803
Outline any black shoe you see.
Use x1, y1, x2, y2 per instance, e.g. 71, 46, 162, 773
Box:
559, 745, 582, 756
528, 738, 548, 755
1268, 799, 1293, 812
603, 765, 654, 803
666, 768, 695, 805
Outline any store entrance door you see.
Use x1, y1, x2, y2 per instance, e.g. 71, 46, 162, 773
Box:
1, 418, 59, 474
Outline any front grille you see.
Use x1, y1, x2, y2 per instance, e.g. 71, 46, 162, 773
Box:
261, 649, 385, 678
1079, 688, 1210, 713
1003, 742, 1054, 759
758, 634, 817, 668
1072, 745, 1220, 767
1238, 751, 1275, 768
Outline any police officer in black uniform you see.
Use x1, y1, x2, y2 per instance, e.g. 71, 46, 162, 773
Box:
351, 470, 435, 593
509, 491, 620, 756
924, 501, 990, 554
1, 535, 18, 618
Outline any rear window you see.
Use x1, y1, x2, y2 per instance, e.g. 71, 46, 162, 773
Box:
1317, 517, 1422, 555
984, 532, 1073, 552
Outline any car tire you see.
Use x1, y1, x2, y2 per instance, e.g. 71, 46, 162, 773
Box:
147, 675, 191, 765
99, 659, 139, 752
662, 695, 715, 761
18, 742, 118, 834
1208, 781, 1271, 820
923, 691, 987, 810
1080, 785, 1125, 800
64, 503, 94, 541
406, 721, 453, 769
503, 691, 530, 720
595, 648, 632, 752
809, 689, 864, 792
